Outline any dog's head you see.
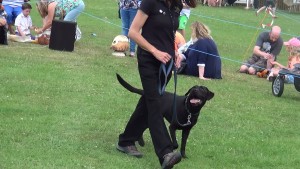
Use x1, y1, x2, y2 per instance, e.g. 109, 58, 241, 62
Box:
185, 85, 214, 113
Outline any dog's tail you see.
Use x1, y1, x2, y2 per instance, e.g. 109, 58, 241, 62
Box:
116, 73, 144, 95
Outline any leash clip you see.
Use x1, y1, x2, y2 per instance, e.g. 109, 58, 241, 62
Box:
187, 113, 191, 125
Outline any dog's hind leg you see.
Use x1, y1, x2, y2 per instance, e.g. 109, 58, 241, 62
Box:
169, 125, 178, 149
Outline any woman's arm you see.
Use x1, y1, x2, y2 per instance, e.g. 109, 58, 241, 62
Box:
128, 10, 172, 64
36, 2, 56, 33
198, 65, 210, 80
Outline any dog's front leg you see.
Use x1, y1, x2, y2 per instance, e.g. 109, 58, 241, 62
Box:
181, 129, 191, 158
169, 125, 178, 149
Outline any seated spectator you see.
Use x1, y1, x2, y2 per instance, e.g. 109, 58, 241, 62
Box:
14, 3, 35, 39
0, 17, 7, 44
0, 0, 6, 26
239, 26, 283, 75
178, 21, 222, 80
269, 50, 300, 83
174, 31, 185, 52
2, 0, 24, 34
0, 1, 8, 45
283, 37, 300, 53
267, 38, 300, 82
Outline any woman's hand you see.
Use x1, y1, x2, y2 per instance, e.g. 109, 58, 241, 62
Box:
152, 49, 172, 64
31, 26, 37, 30
35, 28, 43, 34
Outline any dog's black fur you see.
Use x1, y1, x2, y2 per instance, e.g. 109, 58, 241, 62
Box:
116, 74, 214, 158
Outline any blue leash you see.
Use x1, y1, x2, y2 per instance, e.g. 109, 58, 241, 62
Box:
158, 59, 174, 95
158, 59, 192, 127
171, 67, 192, 127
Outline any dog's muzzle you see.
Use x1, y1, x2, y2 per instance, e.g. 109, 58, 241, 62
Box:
189, 98, 202, 106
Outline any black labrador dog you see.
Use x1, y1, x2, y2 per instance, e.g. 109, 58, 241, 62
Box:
116, 74, 214, 158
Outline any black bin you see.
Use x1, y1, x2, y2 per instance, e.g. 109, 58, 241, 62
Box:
49, 20, 77, 52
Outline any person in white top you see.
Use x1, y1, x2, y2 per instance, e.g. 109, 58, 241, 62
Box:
15, 2, 35, 39
2, 0, 25, 34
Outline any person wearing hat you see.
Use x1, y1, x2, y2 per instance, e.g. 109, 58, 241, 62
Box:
283, 37, 300, 53
267, 37, 300, 82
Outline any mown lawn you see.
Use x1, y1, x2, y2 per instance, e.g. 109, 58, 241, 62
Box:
0, 0, 299, 168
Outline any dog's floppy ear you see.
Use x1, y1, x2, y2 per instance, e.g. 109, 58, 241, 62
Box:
206, 90, 214, 100
184, 88, 192, 96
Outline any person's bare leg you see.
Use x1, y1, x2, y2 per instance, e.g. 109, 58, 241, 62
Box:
8, 24, 14, 34
239, 65, 249, 73
248, 67, 256, 75
256, 6, 265, 15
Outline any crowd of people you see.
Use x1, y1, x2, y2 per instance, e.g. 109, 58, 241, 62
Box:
0, 0, 85, 44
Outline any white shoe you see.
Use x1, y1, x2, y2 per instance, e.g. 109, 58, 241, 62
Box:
75, 26, 81, 41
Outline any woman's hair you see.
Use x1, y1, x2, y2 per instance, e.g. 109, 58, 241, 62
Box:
289, 46, 300, 56
190, 21, 212, 41
36, 0, 48, 18
288, 48, 300, 64
184, 0, 197, 8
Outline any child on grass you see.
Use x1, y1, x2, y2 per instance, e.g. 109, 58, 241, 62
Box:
268, 47, 300, 83
14, 2, 35, 39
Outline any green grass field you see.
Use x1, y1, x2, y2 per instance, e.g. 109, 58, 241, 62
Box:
1, 0, 300, 168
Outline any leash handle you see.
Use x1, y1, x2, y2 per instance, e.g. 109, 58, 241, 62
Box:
158, 59, 174, 95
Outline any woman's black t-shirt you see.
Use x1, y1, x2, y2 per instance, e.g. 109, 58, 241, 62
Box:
139, 0, 182, 58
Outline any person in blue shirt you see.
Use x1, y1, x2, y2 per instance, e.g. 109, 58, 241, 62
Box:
119, 0, 141, 57
2, 0, 24, 34
178, 21, 222, 80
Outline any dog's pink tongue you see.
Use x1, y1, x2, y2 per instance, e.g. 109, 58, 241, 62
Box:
190, 99, 201, 104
